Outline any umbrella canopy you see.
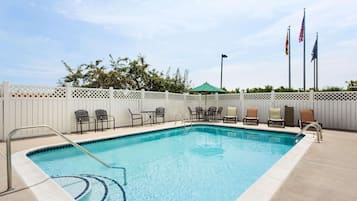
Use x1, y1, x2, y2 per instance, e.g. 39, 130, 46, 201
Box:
190, 82, 225, 94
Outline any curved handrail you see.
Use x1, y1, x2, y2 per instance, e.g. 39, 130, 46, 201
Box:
296, 122, 323, 143
5, 125, 127, 193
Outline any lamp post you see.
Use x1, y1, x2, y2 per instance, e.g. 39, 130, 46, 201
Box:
220, 54, 228, 89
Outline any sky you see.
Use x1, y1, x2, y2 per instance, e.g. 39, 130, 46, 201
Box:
0, 0, 356, 90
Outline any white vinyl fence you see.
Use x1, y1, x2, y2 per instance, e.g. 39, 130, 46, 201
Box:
1, 81, 356, 140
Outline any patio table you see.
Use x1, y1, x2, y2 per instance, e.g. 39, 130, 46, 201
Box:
141, 110, 155, 124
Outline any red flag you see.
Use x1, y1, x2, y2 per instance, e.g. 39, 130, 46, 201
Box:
299, 16, 305, 42
285, 31, 289, 55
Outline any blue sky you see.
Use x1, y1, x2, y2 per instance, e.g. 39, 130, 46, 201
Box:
0, 0, 356, 90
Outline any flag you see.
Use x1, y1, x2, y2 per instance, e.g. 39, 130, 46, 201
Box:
299, 16, 305, 42
285, 31, 289, 55
311, 39, 317, 62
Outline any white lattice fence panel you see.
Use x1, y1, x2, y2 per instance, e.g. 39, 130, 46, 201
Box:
8, 98, 67, 139
10, 85, 66, 98
274, 92, 310, 101
72, 88, 109, 99
113, 90, 141, 99
244, 93, 271, 100
314, 91, 357, 101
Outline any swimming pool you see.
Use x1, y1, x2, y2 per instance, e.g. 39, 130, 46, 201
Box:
28, 125, 302, 201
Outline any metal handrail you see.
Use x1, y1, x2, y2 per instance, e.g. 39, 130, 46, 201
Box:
296, 122, 323, 143
4, 125, 127, 193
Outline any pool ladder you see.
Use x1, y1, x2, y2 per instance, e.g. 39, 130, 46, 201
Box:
296, 122, 323, 143
2, 125, 127, 194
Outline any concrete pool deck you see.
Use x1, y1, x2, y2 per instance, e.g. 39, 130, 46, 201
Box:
0, 122, 356, 201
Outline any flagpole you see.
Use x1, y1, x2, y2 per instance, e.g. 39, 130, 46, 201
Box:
303, 8, 306, 91
288, 26, 291, 88
316, 32, 319, 90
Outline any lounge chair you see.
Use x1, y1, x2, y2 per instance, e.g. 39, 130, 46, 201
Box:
128, 109, 143, 127
267, 108, 285, 127
223, 106, 238, 123
243, 107, 259, 125
95, 109, 115, 131
155, 107, 165, 123
298, 109, 322, 129
75, 110, 96, 134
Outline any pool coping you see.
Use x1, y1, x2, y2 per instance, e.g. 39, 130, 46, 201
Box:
12, 123, 313, 201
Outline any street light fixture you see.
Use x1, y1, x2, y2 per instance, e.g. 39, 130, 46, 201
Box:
220, 54, 228, 89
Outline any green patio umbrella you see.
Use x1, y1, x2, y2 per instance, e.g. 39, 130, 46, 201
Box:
191, 82, 225, 93
190, 82, 225, 109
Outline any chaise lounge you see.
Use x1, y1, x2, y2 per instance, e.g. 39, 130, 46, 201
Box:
243, 107, 259, 125
267, 108, 285, 127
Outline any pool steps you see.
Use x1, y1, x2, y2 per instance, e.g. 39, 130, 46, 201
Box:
52, 174, 126, 201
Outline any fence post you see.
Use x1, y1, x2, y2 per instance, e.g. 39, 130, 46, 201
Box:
140, 89, 145, 111
2, 81, 9, 140
309, 90, 314, 109
199, 94, 202, 107
240, 89, 244, 120
65, 84, 72, 133
215, 92, 219, 108
109, 87, 114, 117
183, 93, 187, 118
165, 90, 169, 120
271, 90, 275, 107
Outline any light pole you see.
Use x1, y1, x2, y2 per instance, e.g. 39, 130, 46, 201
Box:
220, 54, 228, 89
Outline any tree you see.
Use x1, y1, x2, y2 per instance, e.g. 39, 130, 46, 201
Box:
60, 60, 84, 87
60, 55, 191, 93
346, 80, 357, 91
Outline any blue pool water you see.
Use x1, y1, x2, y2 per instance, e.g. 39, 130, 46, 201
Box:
29, 125, 301, 201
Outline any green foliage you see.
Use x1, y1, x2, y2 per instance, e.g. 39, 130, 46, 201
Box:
274, 86, 298, 92
246, 85, 273, 93
346, 80, 357, 91
60, 55, 190, 93
320, 86, 343, 92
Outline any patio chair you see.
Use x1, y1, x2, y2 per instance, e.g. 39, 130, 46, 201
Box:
243, 107, 259, 125
128, 109, 143, 127
207, 106, 217, 120
216, 106, 223, 120
223, 106, 238, 123
195, 106, 204, 120
187, 106, 197, 120
95, 109, 115, 131
75, 110, 96, 134
298, 109, 322, 129
155, 107, 165, 123
267, 108, 285, 128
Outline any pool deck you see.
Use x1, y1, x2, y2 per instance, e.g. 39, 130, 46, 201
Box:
0, 121, 356, 201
